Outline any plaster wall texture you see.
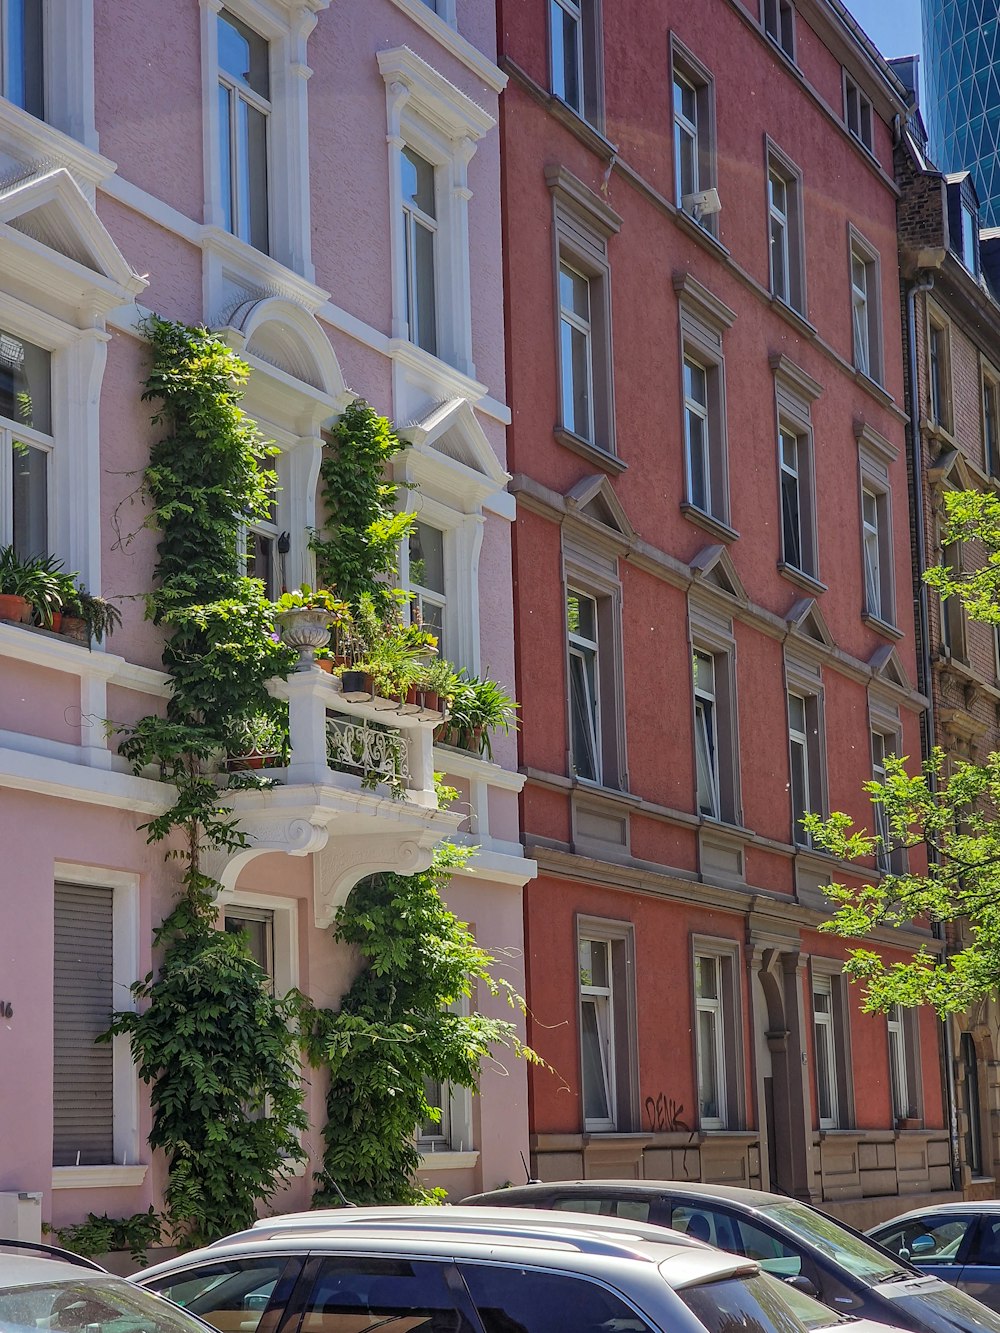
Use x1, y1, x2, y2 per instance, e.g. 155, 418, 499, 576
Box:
2, 0, 527, 1226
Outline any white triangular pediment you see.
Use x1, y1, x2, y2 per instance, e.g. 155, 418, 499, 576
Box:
869, 644, 913, 692
689, 544, 747, 602
0, 168, 144, 297
786, 597, 835, 647
404, 398, 509, 486
564, 474, 635, 541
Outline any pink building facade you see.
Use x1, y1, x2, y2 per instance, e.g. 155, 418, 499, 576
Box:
0, 0, 532, 1239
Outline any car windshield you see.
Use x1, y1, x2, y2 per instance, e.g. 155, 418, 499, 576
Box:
758, 1273, 850, 1330
677, 1272, 811, 1333
0, 1276, 208, 1333
760, 1205, 908, 1284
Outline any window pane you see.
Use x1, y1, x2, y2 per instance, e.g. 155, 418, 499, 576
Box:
580, 997, 611, 1122
567, 590, 596, 642
770, 215, 787, 301
410, 522, 445, 593
686, 408, 708, 511
569, 650, 599, 781
246, 528, 274, 594
780, 432, 802, 570
4, 0, 44, 117
218, 10, 269, 98
697, 1007, 721, 1120
12, 439, 48, 559
788, 692, 806, 735
0, 329, 51, 433
218, 83, 236, 234
695, 954, 718, 1000
560, 316, 591, 438
790, 737, 809, 841
300, 1257, 475, 1333
146, 1257, 297, 1329
245, 101, 269, 253
550, 0, 581, 111
461, 1262, 656, 1333
695, 696, 718, 818
875, 1216, 976, 1265
684, 357, 707, 407
402, 147, 436, 218
224, 910, 274, 978
681, 1274, 805, 1333
411, 218, 438, 355
815, 1018, 836, 1123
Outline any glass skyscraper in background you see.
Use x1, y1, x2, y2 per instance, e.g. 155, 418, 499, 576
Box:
922, 0, 1000, 225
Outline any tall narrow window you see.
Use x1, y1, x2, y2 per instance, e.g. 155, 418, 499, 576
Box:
559, 262, 594, 443
224, 906, 275, 994
244, 471, 279, 598
408, 521, 446, 653
693, 650, 720, 819
763, 0, 795, 58
779, 427, 804, 572
983, 371, 999, 476
401, 147, 438, 356
217, 9, 270, 253
769, 169, 790, 304
579, 935, 615, 1129
850, 237, 882, 384
53, 883, 115, 1167
887, 1004, 912, 1121
852, 253, 870, 376
941, 538, 966, 660
695, 953, 727, 1129
568, 589, 601, 784
844, 74, 873, 152
550, 0, 600, 125
788, 688, 822, 846
1, 0, 43, 117
871, 730, 891, 874
684, 356, 711, 513
962, 1032, 983, 1178
962, 201, 979, 277
0, 328, 51, 560
929, 319, 951, 430
861, 482, 893, 625
813, 975, 839, 1129
674, 71, 698, 205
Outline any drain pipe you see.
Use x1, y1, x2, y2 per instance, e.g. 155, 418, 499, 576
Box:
905, 270, 961, 1191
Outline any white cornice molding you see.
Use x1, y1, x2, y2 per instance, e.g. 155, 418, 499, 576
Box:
387, 0, 506, 94
377, 45, 496, 141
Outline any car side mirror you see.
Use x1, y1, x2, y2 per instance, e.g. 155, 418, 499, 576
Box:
784, 1276, 820, 1299
910, 1236, 936, 1256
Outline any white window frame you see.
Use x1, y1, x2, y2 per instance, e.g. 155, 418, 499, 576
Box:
201, 0, 319, 280
0, 1, 99, 164
768, 167, 790, 303
579, 933, 616, 1131
684, 353, 712, 515
403, 517, 448, 653
220, 890, 299, 997
850, 228, 883, 385
887, 1004, 910, 1121
844, 72, 874, 152
0, 330, 52, 558
673, 69, 699, 204
772, 354, 822, 584
1, 0, 44, 116
859, 455, 894, 630
51, 863, 142, 1190
676, 275, 736, 534
813, 973, 840, 1129
692, 938, 743, 1132
927, 311, 952, 431
380, 46, 494, 381
216, 7, 271, 253
550, 0, 583, 112
693, 649, 720, 820
559, 260, 595, 444
577, 916, 638, 1134
671, 39, 717, 237
568, 586, 602, 785
778, 424, 806, 573
788, 689, 813, 846
763, 0, 795, 58
400, 145, 439, 358
695, 952, 726, 1130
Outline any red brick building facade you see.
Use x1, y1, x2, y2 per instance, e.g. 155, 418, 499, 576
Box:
500, 0, 957, 1226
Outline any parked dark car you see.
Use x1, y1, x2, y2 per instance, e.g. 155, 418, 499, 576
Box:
463, 1180, 1000, 1333
869, 1203, 1000, 1313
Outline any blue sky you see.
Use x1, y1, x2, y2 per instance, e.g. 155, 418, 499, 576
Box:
845, 0, 923, 64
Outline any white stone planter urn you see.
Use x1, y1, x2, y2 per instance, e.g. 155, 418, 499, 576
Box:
275, 607, 332, 670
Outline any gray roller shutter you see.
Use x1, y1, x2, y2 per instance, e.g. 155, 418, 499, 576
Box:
53, 882, 114, 1167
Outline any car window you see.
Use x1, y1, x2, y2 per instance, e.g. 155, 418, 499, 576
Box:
872, 1215, 977, 1265
669, 1204, 744, 1255
299, 1256, 477, 1333
760, 1204, 906, 1283
141, 1256, 300, 1332
677, 1272, 809, 1333
551, 1195, 651, 1223
0, 1276, 206, 1333
759, 1273, 847, 1330
966, 1217, 1000, 1266
460, 1261, 656, 1333
732, 1218, 803, 1279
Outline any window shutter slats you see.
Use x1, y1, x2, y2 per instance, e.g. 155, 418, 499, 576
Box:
53, 882, 114, 1167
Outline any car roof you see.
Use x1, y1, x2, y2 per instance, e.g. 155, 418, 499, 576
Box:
463, 1180, 793, 1210
870, 1201, 1000, 1228
135, 1205, 759, 1292
0, 1254, 114, 1288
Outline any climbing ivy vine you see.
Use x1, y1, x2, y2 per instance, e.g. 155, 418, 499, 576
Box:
301, 844, 538, 1205
107, 317, 305, 1249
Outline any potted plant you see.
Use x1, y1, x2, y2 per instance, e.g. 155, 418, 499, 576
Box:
0, 546, 68, 626
273, 585, 349, 670
441, 671, 518, 759
416, 657, 456, 715
60, 586, 123, 645
224, 712, 286, 770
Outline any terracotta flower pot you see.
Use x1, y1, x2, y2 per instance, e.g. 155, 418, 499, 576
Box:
49, 611, 63, 633
60, 615, 89, 644
0, 594, 30, 623
316, 658, 333, 674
